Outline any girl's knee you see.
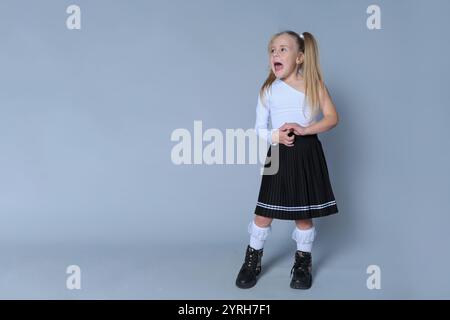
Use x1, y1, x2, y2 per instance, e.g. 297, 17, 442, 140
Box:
254, 215, 273, 228
295, 219, 313, 229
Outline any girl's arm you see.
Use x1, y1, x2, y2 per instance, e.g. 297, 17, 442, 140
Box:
304, 84, 339, 135
255, 93, 278, 145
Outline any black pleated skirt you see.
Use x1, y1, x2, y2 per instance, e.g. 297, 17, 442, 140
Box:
254, 133, 339, 220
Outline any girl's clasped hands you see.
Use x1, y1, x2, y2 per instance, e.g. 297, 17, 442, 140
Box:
273, 122, 307, 147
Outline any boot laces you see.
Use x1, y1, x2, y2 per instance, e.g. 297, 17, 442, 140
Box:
245, 249, 260, 270
291, 252, 311, 277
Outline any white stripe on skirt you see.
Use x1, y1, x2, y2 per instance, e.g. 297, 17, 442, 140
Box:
256, 200, 336, 211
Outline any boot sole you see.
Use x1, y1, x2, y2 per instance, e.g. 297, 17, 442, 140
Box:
290, 279, 312, 290
235, 270, 261, 289
235, 278, 257, 289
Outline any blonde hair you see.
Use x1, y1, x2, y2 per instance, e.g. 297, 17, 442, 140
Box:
259, 30, 325, 120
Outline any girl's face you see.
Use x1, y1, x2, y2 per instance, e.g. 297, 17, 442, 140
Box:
269, 34, 303, 79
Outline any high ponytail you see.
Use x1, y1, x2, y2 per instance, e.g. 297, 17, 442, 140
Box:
301, 31, 324, 119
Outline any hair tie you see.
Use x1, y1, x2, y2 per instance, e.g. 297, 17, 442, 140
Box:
299, 33, 304, 39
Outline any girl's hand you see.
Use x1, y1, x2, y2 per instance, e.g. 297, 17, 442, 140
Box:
273, 128, 295, 147
280, 122, 307, 136
280, 129, 295, 146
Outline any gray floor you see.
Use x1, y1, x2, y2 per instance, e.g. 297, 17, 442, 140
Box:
1, 237, 444, 300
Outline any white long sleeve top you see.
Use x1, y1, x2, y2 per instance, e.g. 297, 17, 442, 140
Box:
254, 78, 317, 145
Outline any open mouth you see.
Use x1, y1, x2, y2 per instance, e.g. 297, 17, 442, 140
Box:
274, 62, 283, 72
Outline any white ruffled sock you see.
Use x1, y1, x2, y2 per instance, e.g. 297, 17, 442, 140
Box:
248, 220, 271, 250
292, 226, 316, 252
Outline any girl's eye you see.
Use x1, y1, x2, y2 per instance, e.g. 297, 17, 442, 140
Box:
281, 48, 287, 52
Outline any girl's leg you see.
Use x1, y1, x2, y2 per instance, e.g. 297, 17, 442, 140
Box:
254, 215, 273, 228
236, 215, 272, 289
290, 219, 315, 289
248, 215, 273, 250
292, 219, 316, 252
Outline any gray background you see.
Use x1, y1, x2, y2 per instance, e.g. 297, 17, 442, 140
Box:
0, 0, 449, 299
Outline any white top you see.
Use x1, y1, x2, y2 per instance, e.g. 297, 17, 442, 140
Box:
254, 78, 317, 145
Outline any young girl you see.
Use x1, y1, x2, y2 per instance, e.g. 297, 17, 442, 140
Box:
235, 31, 339, 290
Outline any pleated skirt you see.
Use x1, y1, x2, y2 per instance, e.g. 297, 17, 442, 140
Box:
254, 133, 339, 220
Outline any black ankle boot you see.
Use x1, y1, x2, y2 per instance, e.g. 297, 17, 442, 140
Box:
235, 245, 263, 289
290, 250, 312, 289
